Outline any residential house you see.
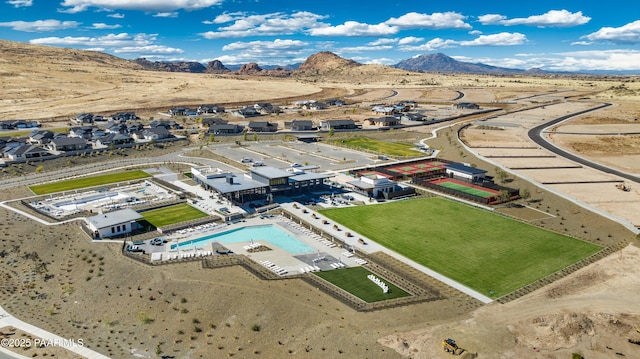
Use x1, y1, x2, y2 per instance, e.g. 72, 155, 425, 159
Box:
10, 120, 39, 129
302, 102, 326, 111
401, 113, 425, 122
85, 208, 143, 239
168, 107, 189, 117
74, 113, 94, 124
110, 112, 138, 122
208, 124, 243, 135
150, 120, 182, 130
288, 120, 314, 131
48, 137, 88, 152
200, 117, 227, 128
247, 121, 278, 133
69, 126, 99, 139
364, 116, 400, 127
5, 144, 49, 160
95, 133, 133, 147
253, 103, 280, 115
325, 99, 346, 107
231, 107, 260, 118
105, 121, 127, 134
319, 119, 357, 130
28, 130, 55, 145
141, 127, 171, 141
371, 105, 396, 115
197, 104, 225, 114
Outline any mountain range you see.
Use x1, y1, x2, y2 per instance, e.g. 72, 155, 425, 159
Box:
132, 52, 545, 76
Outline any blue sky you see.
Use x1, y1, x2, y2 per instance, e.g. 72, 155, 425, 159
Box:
1, 0, 640, 71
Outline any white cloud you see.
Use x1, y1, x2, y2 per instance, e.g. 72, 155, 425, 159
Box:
59, 0, 223, 13
399, 38, 458, 52
107, 13, 124, 19
220, 39, 310, 65
338, 45, 394, 53
460, 32, 526, 46
463, 50, 640, 71
0, 19, 80, 32
479, 10, 590, 28
583, 20, 640, 44
153, 12, 178, 18
368, 38, 397, 46
571, 41, 592, 46
30, 32, 158, 47
114, 45, 183, 54
468, 30, 482, 35
363, 57, 397, 65
398, 36, 424, 45
6, 0, 32, 7
309, 21, 398, 36
385, 12, 471, 30
222, 38, 307, 51
200, 11, 328, 39
91, 23, 121, 29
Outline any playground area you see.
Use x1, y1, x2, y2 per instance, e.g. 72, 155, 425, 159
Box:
28, 180, 177, 218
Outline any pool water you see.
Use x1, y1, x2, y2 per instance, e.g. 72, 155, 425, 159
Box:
173, 225, 314, 254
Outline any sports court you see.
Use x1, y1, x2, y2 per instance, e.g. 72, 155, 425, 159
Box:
429, 177, 500, 199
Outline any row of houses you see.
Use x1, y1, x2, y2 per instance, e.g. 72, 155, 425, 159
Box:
169, 104, 226, 117
0, 120, 40, 130
1, 121, 180, 161
70, 112, 140, 125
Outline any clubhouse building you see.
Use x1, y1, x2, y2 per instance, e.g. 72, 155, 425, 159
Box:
191, 165, 331, 205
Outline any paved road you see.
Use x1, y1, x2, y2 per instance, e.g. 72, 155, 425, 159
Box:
528, 102, 640, 185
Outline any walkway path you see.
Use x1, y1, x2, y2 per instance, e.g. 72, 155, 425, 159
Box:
280, 202, 493, 303
0, 305, 110, 359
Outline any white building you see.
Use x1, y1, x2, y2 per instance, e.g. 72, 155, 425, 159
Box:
86, 208, 143, 239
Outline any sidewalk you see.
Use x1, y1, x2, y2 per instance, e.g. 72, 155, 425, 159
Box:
0, 306, 110, 359
280, 202, 493, 304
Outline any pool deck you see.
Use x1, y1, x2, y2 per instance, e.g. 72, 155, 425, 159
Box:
157, 215, 367, 275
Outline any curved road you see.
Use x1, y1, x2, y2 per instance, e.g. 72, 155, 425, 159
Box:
528, 102, 640, 185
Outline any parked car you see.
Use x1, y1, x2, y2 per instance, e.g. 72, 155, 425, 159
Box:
150, 238, 165, 246
241, 158, 253, 163
290, 163, 302, 167
126, 245, 144, 253
252, 161, 265, 167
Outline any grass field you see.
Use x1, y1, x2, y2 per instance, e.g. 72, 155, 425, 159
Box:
319, 198, 601, 298
141, 203, 208, 228
330, 137, 419, 157
436, 181, 497, 198
314, 267, 411, 302
30, 170, 151, 195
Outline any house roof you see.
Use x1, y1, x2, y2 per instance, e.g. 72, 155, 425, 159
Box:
204, 175, 268, 194
86, 208, 142, 229
444, 163, 487, 175
250, 166, 291, 179
323, 119, 355, 126
52, 137, 86, 146
291, 120, 313, 126
8, 144, 49, 156
368, 116, 397, 123
248, 121, 274, 128
288, 172, 332, 182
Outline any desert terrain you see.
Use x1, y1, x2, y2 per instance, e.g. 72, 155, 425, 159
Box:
1, 40, 639, 359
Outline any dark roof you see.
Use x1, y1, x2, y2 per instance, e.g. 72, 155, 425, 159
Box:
291, 120, 313, 126
52, 137, 86, 146
444, 163, 487, 175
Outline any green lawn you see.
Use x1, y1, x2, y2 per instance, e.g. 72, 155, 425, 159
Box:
30, 170, 151, 195
319, 198, 601, 298
314, 267, 410, 302
330, 137, 419, 157
141, 204, 208, 228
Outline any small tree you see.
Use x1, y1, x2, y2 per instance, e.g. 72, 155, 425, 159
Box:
35, 165, 44, 173
243, 131, 248, 141
328, 128, 335, 138
209, 134, 214, 143
253, 133, 258, 142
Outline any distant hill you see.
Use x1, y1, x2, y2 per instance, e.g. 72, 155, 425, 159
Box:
395, 53, 531, 74
134, 58, 207, 73
295, 51, 361, 74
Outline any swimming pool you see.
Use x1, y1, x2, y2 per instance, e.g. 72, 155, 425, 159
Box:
173, 225, 314, 254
